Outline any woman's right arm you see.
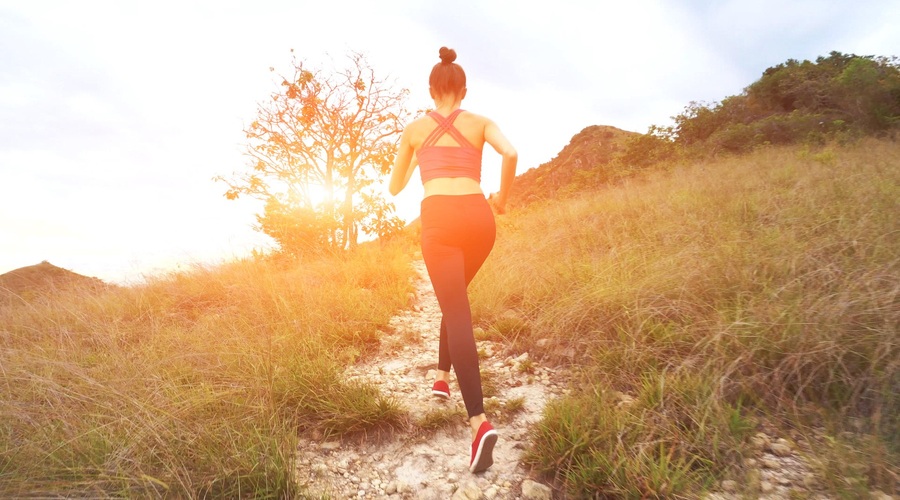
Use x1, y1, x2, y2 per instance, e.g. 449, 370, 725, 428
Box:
484, 119, 517, 213
389, 128, 416, 196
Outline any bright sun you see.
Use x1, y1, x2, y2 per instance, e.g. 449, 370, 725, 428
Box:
290, 183, 344, 209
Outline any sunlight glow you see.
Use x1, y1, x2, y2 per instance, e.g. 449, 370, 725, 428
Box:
290, 182, 344, 209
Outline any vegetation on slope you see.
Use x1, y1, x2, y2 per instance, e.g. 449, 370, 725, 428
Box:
0, 243, 415, 497
628, 51, 900, 164
470, 138, 899, 497
0, 261, 110, 299
2, 50, 897, 498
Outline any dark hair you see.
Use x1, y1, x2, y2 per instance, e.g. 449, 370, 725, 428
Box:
429, 47, 466, 97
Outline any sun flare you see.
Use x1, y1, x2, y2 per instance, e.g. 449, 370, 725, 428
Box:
290, 183, 344, 209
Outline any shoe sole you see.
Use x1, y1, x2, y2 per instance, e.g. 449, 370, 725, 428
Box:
470, 429, 498, 473
432, 390, 450, 399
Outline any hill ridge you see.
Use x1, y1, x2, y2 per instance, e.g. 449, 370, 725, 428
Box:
0, 261, 108, 297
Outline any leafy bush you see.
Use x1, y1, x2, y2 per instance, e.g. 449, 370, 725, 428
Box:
669, 52, 900, 155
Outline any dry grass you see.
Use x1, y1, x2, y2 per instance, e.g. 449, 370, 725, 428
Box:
471, 138, 899, 497
2, 138, 897, 497
0, 242, 416, 497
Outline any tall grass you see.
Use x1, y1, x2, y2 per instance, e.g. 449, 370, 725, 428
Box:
0, 242, 415, 497
471, 139, 899, 497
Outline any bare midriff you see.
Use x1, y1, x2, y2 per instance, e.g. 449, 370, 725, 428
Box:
423, 177, 484, 198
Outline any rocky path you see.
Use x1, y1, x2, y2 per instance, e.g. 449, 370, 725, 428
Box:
292, 261, 890, 500
294, 261, 565, 499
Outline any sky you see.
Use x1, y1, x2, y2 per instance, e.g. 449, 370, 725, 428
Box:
1, 0, 898, 284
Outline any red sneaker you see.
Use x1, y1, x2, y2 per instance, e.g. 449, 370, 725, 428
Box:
432, 380, 450, 399
470, 421, 498, 473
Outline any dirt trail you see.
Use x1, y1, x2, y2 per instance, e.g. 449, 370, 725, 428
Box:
292, 261, 847, 500
294, 261, 565, 499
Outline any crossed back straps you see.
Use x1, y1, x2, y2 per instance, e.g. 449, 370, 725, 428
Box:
421, 109, 476, 149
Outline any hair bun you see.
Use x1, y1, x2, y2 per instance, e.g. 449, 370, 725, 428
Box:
439, 46, 457, 64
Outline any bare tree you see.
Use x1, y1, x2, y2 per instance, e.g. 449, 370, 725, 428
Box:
216, 50, 409, 253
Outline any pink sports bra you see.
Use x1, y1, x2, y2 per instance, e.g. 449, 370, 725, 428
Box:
417, 109, 483, 184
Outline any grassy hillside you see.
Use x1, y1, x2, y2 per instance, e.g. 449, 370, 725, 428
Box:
1, 135, 896, 497
510, 125, 638, 209
0, 244, 416, 497
470, 138, 899, 497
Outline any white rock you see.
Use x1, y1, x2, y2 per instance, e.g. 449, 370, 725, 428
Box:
521, 479, 553, 500
451, 481, 483, 500
769, 443, 792, 457
770, 441, 792, 457
751, 432, 771, 450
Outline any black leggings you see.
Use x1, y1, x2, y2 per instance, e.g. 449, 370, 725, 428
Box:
420, 194, 496, 418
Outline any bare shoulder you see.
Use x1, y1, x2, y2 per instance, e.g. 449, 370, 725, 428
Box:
404, 114, 436, 145
458, 110, 495, 133
460, 110, 491, 123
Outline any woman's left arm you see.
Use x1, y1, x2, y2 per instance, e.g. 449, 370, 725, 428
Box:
389, 129, 416, 196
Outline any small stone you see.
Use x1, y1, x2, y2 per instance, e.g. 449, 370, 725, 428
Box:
484, 485, 499, 499
320, 441, 341, 451
474, 326, 485, 337
751, 432, 771, 450
451, 481, 482, 500
501, 309, 519, 320
870, 490, 894, 500
762, 458, 780, 469
802, 473, 817, 489
521, 479, 553, 500
760, 481, 775, 494
776, 475, 791, 486
536, 338, 550, 348
721, 479, 738, 492
770, 442, 792, 457
744, 458, 758, 468
384, 481, 397, 494
426, 369, 437, 380
448, 472, 459, 484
